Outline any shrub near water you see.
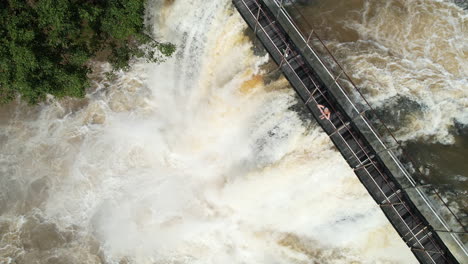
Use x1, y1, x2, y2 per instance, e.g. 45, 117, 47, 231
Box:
0, 0, 175, 104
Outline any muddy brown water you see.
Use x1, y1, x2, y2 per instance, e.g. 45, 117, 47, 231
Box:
0, 0, 466, 263
291, 0, 468, 223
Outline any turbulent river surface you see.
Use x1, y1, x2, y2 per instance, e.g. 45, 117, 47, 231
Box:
0, 0, 466, 263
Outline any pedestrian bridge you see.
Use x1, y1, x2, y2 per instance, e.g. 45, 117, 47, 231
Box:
232, 0, 467, 263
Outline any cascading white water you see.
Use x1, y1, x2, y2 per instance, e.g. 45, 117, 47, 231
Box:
294, 0, 467, 220
7, 0, 467, 263
311, 0, 468, 144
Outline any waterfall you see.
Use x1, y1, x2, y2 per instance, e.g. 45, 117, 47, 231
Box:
3, 0, 465, 263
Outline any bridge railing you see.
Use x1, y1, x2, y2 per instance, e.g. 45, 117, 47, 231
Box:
261, 0, 467, 259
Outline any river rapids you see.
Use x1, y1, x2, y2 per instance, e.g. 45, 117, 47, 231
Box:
0, 0, 466, 263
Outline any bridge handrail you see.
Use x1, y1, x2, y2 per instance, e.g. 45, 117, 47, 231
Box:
265, 0, 467, 253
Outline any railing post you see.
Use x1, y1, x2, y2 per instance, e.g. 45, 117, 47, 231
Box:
334, 70, 344, 81
329, 121, 350, 136
353, 156, 375, 170
376, 145, 400, 155
305, 87, 319, 104
276, 0, 283, 19
302, 29, 314, 51
434, 229, 468, 235
253, 1, 262, 48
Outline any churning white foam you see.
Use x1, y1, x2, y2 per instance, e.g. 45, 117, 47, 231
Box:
0, 0, 418, 263
331, 0, 467, 144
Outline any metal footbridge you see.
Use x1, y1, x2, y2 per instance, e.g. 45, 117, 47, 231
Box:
232, 0, 467, 263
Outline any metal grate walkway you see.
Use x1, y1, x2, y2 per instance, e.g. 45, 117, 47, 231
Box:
232, 0, 467, 263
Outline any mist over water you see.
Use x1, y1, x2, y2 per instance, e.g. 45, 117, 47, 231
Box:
1, 0, 465, 263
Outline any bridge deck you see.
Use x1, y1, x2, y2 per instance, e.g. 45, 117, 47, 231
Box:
232, 0, 467, 263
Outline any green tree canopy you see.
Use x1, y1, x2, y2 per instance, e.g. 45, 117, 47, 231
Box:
0, 0, 175, 104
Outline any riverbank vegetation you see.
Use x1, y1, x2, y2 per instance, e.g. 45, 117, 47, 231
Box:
0, 0, 175, 104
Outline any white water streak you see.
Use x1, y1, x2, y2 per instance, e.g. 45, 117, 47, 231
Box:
0, 0, 418, 263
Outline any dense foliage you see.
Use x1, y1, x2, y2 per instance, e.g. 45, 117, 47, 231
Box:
0, 0, 175, 104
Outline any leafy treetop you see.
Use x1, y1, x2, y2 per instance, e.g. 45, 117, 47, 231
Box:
0, 0, 175, 104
